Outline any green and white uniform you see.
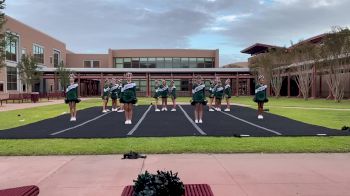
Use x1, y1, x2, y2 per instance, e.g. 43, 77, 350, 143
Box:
169, 85, 176, 99
254, 83, 268, 103
120, 82, 137, 104
102, 84, 110, 100
158, 84, 169, 98
191, 83, 206, 105
153, 84, 160, 99
214, 85, 224, 100
224, 84, 232, 98
65, 83, 80, 104
110, 84, 120, 100
208, 83, 215, 98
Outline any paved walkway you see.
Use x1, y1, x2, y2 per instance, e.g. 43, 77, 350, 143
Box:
1, 154, 350, 196
0, 98, 91, 112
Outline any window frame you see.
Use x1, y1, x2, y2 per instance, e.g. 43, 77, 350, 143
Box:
32, 43, 45, 64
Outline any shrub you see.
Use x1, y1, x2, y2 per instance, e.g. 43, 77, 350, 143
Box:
133, 170, 185, 196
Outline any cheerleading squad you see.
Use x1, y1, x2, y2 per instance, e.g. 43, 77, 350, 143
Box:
64, 73, 268, 124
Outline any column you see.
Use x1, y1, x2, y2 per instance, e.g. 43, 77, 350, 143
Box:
247, 78, 251, 96
236, 72, 239, 96
287, 73, 291, 97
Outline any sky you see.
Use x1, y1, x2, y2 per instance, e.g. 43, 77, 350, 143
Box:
4, 0, 350, 66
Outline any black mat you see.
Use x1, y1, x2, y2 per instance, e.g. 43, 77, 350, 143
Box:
0, 105, 348, 139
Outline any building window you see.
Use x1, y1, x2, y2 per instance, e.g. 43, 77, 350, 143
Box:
84, 60, 91, 68
0, 83, 4, 92
33, 44, 44, 64
205, 58, 213, 68
84, 60, 100, 68
131, 58, 140, 68
123, 58, 131, 68
115, 58, 123, 68
21, 48, 26, 59
5, 33, 18, 62
7, 66, 17, 90
53, 50, 60, 67
92, 60, 100, 68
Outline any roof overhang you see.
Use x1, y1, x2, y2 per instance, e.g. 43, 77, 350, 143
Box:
39, 67, 250, 73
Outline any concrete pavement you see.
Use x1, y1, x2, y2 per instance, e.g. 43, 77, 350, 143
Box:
1, 154, 350, 196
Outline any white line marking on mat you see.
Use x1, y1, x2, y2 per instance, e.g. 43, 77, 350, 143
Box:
316, 133, 327, 136
178, 105, 207, 135
127, 105, 152, 136
50, 112, 111, 136
220, 111, 282, 136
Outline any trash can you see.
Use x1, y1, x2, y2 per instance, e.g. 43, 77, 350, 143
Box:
31, 92, 39, 103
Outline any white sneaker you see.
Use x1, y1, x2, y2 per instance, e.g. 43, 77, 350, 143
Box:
106, 109, 110, 112
118, 109, 124, 113
111, 108, 115, 112
209, 108, 215, 112
72, 117, 76, 121
171, 108, 176, 112
125, 120, 128, 124
224, 108, 230, 112
70, 117, 74, 122
216, 108, 221, 111
258, 115, 264, 119
199, 119, 203, 123
102, 110, 107, 113
128, 120, 132, 124
164, 108, 168, 111
155, 108, 160, 112
195, 120, 199, 124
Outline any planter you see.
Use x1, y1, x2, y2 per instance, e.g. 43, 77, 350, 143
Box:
121, 184, 214, 196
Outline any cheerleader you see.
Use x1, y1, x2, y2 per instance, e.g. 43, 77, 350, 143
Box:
153, 80, 160, 112
65, 74, 81, 121
102, 79, 111, 113
117, 79, 124, 112
191, 75, 206, 123
254, 75, 268, 119
159, 79, 169, 111
214, 80, 224, 111
120, 73, 137, 124
224, 79, 232, 111
208, 79, 216, 112
169, 80, 177, 111
110, 78, 119, 112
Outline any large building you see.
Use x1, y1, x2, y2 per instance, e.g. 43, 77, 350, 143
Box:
241, 36, 350, 98
1, 16, 253, 98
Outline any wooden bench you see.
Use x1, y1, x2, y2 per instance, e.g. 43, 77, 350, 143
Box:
0, 185, 39, 196
121, 184, 214, 196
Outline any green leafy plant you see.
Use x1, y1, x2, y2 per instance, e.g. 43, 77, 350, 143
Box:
133, 170, 185, 196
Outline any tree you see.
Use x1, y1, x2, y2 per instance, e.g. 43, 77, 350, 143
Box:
319, 27, 350, 102
249, 52, 273, 96
269, 47, 290, 98
0, 0, 6, 70
55, 61, 70, 91
289, 41, 318, 100
17, 55, 41, 92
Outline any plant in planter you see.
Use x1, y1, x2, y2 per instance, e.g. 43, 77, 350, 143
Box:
133, 170, 185, 196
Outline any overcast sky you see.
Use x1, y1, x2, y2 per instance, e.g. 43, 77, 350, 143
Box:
5, 0, 350, 66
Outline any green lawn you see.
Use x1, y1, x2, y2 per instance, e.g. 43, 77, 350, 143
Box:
0, 137, 350, 156
0, 96, 349, 155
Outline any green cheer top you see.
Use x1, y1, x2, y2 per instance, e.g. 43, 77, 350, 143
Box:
192, 83, 206, 103
102, 84, 110, 98
224, 84, 232, 98
65, 83, 80, 103
254, 83, 268, 103
110, 84, 120, 100
158, 84, 169, 98
120, 82, 137, 104
214, 85, 224, 99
